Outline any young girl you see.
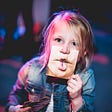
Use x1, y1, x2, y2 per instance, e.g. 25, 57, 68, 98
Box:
5, 10, 95, 112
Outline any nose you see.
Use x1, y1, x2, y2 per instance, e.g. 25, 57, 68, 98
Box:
60, 44, 70, 54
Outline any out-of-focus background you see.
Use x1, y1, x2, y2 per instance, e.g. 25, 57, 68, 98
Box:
0, 0, 112, 112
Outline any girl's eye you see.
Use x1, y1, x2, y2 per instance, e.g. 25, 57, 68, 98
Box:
55, 38, 62, 43
72, 41, 76, 46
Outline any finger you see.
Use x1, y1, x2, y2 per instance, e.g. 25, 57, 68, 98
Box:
20, 107, 32, 112
67, 85, 73, 93
67, 82, 79, 93
71, 75, 82, 84
68, 76, 79, 85
67, 76, 82, 93
75, 75, 82, 82
68, 80, 77, 88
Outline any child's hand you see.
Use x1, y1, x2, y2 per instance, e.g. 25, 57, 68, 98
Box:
9, 105, 31, 112
67, 74, 83, 99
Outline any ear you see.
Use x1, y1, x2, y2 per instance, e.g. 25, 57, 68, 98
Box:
84, 51, 87, 56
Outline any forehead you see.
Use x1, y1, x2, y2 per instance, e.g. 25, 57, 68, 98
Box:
52, 19, 80, 39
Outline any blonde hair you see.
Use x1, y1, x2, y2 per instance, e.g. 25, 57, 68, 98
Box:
39, 10, 94, 71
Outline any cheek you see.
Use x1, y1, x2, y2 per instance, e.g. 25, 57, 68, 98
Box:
77, 51, 84, 64
77, 55, 81, 62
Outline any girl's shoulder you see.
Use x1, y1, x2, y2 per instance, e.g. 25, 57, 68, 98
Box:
79, 68, 95, 85
18, 56, 41, 85
79, 68, 94, 77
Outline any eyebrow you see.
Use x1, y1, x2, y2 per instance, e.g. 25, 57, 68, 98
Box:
53, 34, 63, 38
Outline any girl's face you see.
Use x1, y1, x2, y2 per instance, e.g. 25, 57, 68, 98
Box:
47, 20, 79, 79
